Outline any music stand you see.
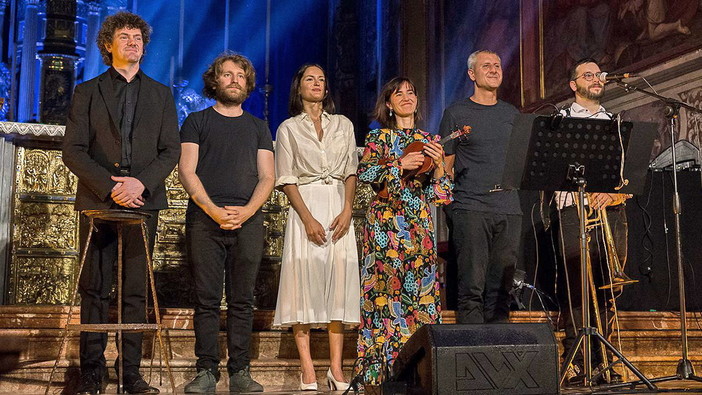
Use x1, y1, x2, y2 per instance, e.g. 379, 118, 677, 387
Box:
607, 80, 702, 390
503, 114, 657, 390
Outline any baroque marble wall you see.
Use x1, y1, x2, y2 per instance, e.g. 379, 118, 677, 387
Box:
0, 122, 375, 308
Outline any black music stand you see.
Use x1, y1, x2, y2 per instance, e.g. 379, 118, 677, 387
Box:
503, 114, 657, 390
615, 80, 702, 390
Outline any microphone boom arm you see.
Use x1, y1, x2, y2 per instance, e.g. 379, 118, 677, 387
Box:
616, 81, 702, 115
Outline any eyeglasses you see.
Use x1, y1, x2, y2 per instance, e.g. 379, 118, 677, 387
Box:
573, 72, 599, 82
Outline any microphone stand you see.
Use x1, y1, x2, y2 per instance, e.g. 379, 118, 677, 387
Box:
604, 80, 702, 389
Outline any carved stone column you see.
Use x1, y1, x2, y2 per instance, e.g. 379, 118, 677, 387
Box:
82, 0, 102, 80
0, 0, 9, 59
17, 0, 42, 122
38, 0, 79, 124
104, 0, 127, 16
0, 134, 15, 304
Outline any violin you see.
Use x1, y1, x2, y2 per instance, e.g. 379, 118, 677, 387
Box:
374, 125, 471, 199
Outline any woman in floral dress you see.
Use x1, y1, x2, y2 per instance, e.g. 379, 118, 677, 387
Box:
356, 77, 453, 386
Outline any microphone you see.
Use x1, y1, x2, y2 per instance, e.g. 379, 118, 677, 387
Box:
597, 71, 636, 82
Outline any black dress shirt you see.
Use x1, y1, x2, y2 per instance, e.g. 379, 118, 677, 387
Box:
109, 67, 141, 169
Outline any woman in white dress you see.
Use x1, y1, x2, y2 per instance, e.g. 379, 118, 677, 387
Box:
273, 64, 360, 391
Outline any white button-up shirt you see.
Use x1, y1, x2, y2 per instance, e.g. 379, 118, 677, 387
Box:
555, 102, 613, 209
275, 112, 358, 187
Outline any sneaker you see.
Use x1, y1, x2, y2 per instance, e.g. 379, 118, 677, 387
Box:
229, 366, 263, 393
184, 369, 218, 393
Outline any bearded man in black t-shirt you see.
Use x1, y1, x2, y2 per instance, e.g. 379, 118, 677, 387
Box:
179, 52, 274, 393
439, 50, 522, 325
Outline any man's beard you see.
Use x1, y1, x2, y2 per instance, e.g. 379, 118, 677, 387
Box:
577, 83, 604, 101
215, 84, 247, 105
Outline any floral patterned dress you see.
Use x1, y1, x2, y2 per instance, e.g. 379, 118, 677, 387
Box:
356, 128, 452, 385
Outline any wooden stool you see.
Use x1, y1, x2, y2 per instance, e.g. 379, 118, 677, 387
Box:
46, 209, 175, 394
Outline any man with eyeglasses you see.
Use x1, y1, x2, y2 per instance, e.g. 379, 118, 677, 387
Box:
553, 58, 630, 386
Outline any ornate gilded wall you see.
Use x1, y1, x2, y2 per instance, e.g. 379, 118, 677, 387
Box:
8, 147, 79, 304
2, 123, 374, 308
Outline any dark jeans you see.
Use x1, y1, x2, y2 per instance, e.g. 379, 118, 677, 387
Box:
186, 208, 264, 376
553, 204, 628, 365
78, 209, 159, 376
449, 209, 522, 324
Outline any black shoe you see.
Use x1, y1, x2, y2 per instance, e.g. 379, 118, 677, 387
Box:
76, 369, 107, 395
565, 362, 583, 386
567, 373, 587, 387
123, 374, 159, 394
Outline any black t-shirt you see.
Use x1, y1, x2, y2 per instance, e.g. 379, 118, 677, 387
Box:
180, 107, 274, 209
439, 98, 521, 215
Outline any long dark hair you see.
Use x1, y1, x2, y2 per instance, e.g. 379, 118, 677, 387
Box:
288, 64, 336, 116
373, 77, 421, 129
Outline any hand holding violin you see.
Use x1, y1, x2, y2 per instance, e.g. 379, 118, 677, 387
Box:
423, 142, 445, 179
400, 151, 425, 172
422, 142, 445, 167
375, 126, 469, 199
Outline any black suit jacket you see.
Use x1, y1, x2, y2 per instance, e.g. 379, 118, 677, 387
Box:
62, 69, 180, 210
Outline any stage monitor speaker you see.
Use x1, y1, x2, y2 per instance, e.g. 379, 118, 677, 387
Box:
391, 323, 559, 395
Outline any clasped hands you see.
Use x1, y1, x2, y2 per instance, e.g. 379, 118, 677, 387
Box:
111, 176, 145, 208
209, 205, 255, 230
400, 141, 444, 171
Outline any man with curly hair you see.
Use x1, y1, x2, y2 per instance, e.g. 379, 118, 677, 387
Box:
178, 52, 274, 393
62, 11, 180, 395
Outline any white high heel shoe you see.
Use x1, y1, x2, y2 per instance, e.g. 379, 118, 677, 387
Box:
326, 368, 350, 391
299, 373, 318, 391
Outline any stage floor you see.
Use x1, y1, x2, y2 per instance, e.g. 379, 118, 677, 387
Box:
3, 308, 702, 394
7, 381, 702, 394
562, 379, 702, 394
5, 378, 702, 394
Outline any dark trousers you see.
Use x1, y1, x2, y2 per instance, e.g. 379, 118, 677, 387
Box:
78, 209, 159, 376
186, 208, 264, 376
553, 204, 628, 365
449, 209, 522, 324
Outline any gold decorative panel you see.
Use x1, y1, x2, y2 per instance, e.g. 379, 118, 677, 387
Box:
264, 236, 284, 258
10, 147, 80, 304
15, 148, 76, 195
164, 166, 189, 203
153, 207, 186, 271
9, 256, 78, 305
353, 183, 375, 212
7, 146, 373, 307
13, 202, 78, 251
264, 210, 288, 236
264, 189, 290, 209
